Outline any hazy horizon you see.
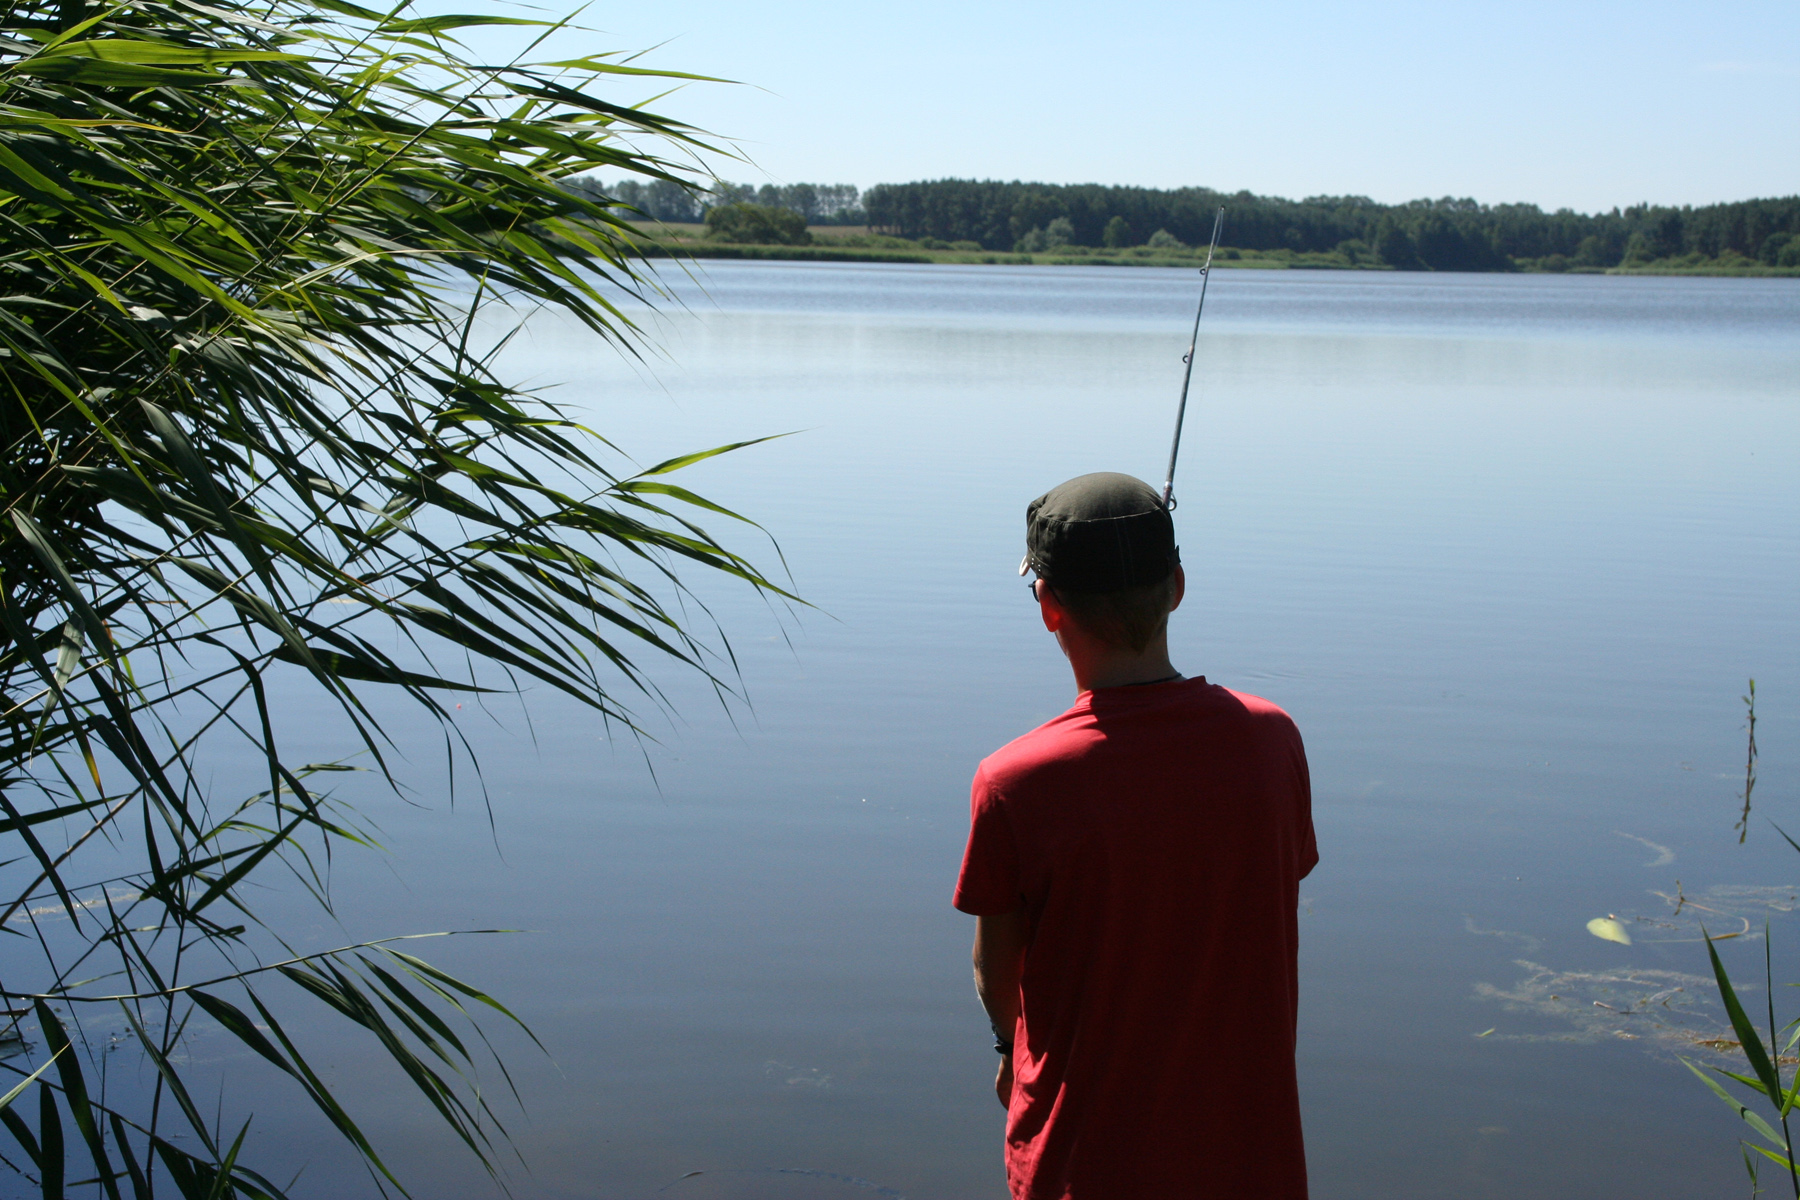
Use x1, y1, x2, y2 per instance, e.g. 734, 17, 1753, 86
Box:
702, 176, 1799, 218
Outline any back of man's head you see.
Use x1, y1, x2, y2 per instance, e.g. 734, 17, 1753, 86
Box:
1022, 473, 1181, 653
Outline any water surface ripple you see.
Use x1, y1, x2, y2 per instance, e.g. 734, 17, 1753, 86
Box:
244, 263, 1799, 1199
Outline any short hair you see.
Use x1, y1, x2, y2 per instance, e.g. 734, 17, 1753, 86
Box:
1053, 571, 1179, 653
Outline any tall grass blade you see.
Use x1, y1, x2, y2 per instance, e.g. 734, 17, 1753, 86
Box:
1685, 1057, 1788, 1148
0, 0, 784, 1190
0, 1049, 65, 1115
1708, 928, 1785, 1104
34, 1002, 120, 1200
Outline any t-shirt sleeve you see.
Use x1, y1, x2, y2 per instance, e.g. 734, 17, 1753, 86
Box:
1289, 719, 1319, 880
952, 763, 1022, 915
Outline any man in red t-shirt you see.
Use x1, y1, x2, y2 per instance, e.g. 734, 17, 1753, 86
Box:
954, 472, 1317, 1199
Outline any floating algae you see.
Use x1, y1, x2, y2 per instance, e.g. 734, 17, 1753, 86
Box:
1473, 961, 1726, 1056
1464, 916, 1542, 953
1470, 881, 1800, 1058
1614, 831, 1675, 867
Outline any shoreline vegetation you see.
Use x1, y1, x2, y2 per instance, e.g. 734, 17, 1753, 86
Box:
626, 221, 1800, 276
0, 3, 788, 1194
573, 177, 1800, 277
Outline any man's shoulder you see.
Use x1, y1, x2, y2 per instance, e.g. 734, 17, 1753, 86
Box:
1219, 687, 1301, 729
977, 706, 1093, 792
977, 681, 1300, 791
1210, 688, 1307, 761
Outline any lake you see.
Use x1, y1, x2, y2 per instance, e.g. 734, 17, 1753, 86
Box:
232, 262, 1800, 1198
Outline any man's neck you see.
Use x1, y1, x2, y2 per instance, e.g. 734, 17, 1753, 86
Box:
1059, 633, 1182, 693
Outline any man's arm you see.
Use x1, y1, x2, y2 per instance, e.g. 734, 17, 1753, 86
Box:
973, 906, 1029, 1109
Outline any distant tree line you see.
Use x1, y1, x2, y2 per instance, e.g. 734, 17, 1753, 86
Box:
704, 202, 812, 245
711, 181, 864, 224
569, 176, 865, 224
565, 174, 1800, 269
861, 180, 1800, 269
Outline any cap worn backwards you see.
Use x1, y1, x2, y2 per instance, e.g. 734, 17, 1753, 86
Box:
1021, 472, 1180, 593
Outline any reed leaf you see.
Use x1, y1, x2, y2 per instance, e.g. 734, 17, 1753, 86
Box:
0, 0, 782, 1191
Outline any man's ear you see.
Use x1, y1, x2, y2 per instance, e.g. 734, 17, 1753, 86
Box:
1035, 579, 1068, 634
1168, 565, 1186, 613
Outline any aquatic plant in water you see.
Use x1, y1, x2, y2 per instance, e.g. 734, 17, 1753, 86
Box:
1687, 680, 1800, 1197
1737, 680, 1759, 844
1471, 884, 1799, 1056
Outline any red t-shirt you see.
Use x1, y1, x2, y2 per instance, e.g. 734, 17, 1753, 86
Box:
954, 677, 1316, 1200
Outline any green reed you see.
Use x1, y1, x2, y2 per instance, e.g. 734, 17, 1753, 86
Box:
1738, 680, 1759, 844
0, 2, 784, 1194
1692, 681, 1798, 1196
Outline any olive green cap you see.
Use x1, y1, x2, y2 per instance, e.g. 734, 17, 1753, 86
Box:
1020, 472, 1179, 592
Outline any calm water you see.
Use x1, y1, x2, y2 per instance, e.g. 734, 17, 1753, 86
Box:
209, 264, 1800, 1197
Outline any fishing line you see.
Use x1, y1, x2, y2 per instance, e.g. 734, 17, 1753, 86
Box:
1160, 206, 1226, 511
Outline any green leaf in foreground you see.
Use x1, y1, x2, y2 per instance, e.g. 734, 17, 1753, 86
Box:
0, 0, 789, 1192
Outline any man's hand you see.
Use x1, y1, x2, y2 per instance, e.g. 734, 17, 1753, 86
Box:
975, 907, 1028, 1113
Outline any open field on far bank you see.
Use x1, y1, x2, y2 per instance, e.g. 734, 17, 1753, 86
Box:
620, 222, 1800, 277
630, 222, 1389, 271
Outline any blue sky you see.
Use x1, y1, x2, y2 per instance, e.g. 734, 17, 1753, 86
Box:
464, 0, 1797, 212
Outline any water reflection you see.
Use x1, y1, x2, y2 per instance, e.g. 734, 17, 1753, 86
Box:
205, 263, 1799, 1199
659, 1168, 905, 1199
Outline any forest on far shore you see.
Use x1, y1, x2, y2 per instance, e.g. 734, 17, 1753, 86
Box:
577, 176, 1800, 273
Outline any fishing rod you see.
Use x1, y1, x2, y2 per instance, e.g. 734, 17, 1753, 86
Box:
1160, 206, 1226, 511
